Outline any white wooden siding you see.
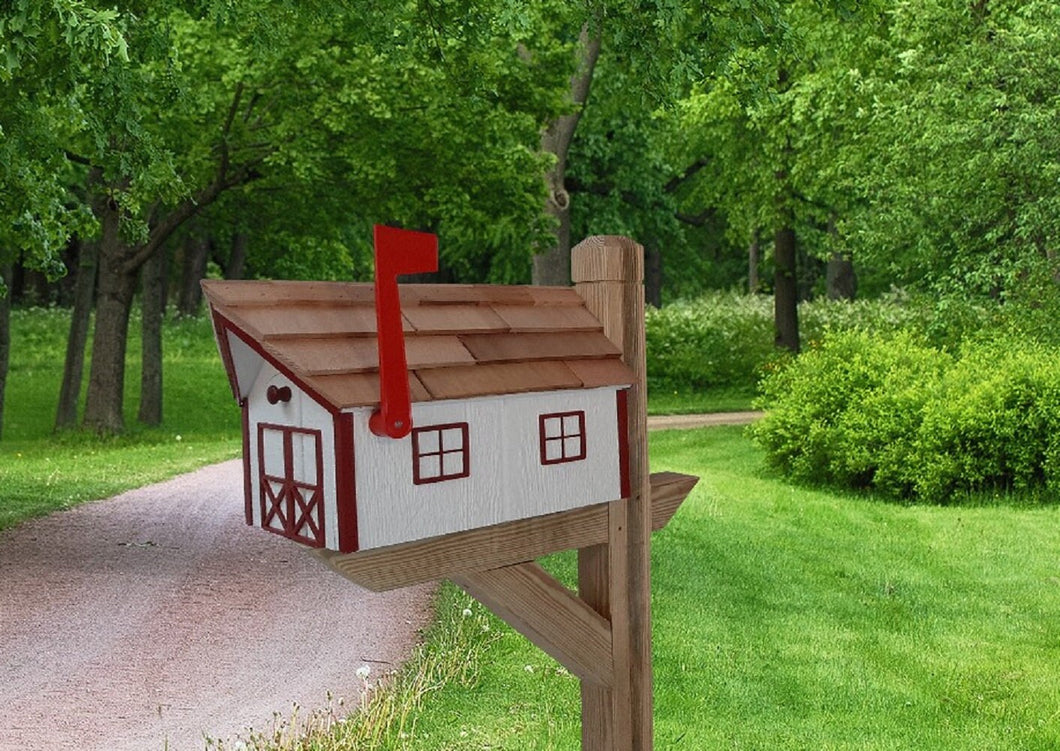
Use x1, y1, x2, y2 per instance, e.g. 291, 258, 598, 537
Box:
351, 387, 623, 550
246, 363, 340, 549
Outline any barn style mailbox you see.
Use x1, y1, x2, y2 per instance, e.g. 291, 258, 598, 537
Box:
203, 228, 697, 751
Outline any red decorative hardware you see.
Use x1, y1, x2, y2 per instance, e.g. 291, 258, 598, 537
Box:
369, 225, 438, 439
267, 385, 292, 404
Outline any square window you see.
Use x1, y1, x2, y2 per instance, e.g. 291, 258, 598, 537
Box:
442, 451, 465, 476
419, 454, 441, 480
539, 411, 586, 465
417, 430, 440, 453
412, 422, 470, 484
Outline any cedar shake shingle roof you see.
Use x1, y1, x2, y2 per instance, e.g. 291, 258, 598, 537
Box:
201, 280, 635, 410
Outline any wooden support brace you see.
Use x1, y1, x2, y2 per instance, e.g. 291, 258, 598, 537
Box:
453, 561, 614, 687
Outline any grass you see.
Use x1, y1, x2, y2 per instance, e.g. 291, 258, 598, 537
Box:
1, 306, 241, 531
248, 426, 1060, 749
646, 385, 755, 415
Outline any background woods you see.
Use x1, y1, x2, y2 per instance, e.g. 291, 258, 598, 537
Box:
3, 0, 1060, 436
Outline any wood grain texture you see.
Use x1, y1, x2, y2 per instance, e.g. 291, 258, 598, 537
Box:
415, 360, 583, 400
269, 336, 475, 376
314, 471, 696, 591
453, 562, 614, 687
573, 235, 653, 750
401, 304, 509, 335
458, 331, 621, 364
493, 304, 604, 333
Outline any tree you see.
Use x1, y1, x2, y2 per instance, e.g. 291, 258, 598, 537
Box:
840, 0, 1060, 298
13, 2, 573, 432
1, 2, 128, 438
670, 0, 886, 350
0, 263, 11, 439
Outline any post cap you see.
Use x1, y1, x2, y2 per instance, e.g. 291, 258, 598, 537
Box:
571, 236, 644, 283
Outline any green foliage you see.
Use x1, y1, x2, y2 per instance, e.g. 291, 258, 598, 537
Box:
843, 0, 1060, 296
645, 292, 776, 392
752, 331, 1060, 503
645, 290, 932, 394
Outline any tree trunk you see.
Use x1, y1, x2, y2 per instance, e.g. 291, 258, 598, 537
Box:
83, 202, 139, 433
225, 232, 248, 280
645, 246, 662, 308
0, 263, 13, 440
748, 230, 761, 294
774, 225, 800, 353
55, 239, 99, 430
138, 245, 165, 426
826, 251, 857, 301
178, 233, 209, 317
533, 21, 602, 286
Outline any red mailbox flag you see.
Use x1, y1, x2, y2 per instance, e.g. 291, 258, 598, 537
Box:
369, 225, 439, 439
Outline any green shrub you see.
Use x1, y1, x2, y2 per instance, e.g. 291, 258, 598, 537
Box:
751, 331, 1060, 504
908, 341, 1060, 502
750, 330, 949, 489
644, 290, 941, 396
645, 292, 775, 392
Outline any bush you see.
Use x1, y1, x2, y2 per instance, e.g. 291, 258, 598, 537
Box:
751, 332, 1060, 504
644, 290, 933, 395
645, 293, 774, 393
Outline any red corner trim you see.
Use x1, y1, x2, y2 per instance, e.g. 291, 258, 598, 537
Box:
335, 411, 359, 553
211, 307, 241, 401
241, 401, 252, 526
213, 314, 340, 416
617, 388, 631, 499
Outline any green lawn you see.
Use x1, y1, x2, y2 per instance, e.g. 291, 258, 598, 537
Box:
292, 427, 1060, 750
0, 307, 241, 530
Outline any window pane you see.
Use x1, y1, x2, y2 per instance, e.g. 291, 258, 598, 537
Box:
545, 439, 563, 462
417, 429, 440, 454
442, 427, 465, 451
261, 428, 285, 475
563, 414, 581, 436
292, 432, 318, 484
564, 436, 583, 458
419, 454, 441, 480
542, 416, 562, 439
442, 451, 465, 476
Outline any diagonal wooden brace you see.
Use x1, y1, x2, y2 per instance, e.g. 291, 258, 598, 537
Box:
453, 561, 615, 687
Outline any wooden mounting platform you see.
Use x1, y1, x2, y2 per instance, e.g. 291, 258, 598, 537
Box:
315, 471, 697, 592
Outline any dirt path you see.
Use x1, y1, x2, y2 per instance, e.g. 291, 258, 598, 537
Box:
647, 410, 763, 430
0, 460, 433, 751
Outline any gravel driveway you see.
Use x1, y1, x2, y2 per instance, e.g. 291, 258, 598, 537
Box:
0, 460, 433, 751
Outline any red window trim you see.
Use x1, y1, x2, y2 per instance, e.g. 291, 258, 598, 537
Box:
412, 422, 470, 485
539, 410, 587, 466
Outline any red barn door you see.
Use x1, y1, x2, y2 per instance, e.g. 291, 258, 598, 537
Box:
258, 424, 325, 547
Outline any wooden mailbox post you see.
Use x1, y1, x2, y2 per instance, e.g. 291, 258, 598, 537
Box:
202, 233, 697, 750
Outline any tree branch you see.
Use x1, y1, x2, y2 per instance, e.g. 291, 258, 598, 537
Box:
664, 156, 711, 194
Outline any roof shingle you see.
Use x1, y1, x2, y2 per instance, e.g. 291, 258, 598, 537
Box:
202, 280, 633, 409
